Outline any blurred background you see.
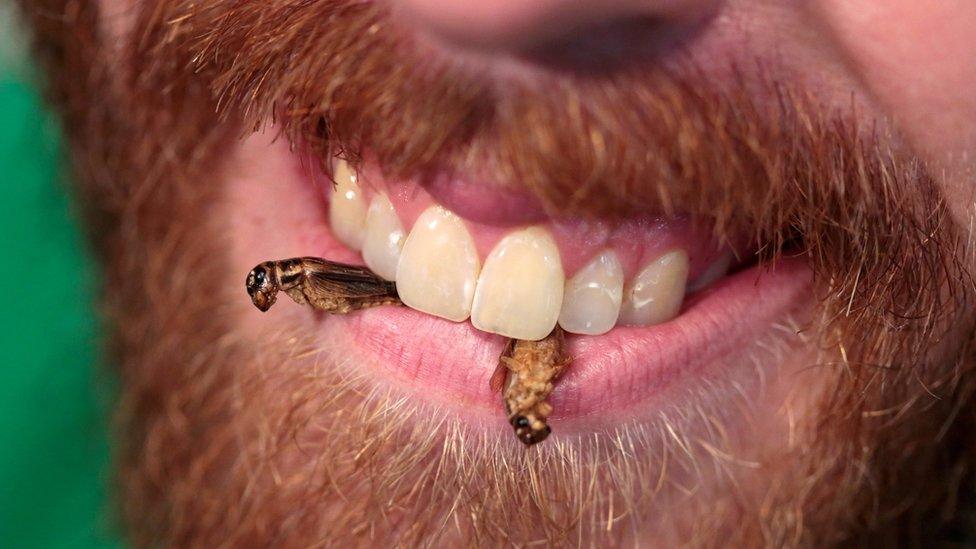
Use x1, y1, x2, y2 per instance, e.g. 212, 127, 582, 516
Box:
0, 3, 119, 547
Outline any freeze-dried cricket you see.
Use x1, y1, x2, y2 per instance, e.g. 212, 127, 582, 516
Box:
246, 256, 571, 446
490, 326, 571, 446
246, 257, 400, 313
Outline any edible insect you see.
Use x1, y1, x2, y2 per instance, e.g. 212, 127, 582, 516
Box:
246, 256, 571, 445
246, 257, 400, 313
490, 326, 571, 446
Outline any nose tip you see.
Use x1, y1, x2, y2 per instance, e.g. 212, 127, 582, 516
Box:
392, 0, 723, 56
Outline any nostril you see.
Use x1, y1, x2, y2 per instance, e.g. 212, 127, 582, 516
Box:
392, 0, 723, 74
517, 14, 713, 74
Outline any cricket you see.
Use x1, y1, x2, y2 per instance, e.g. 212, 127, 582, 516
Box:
245, 256, 569, 446
246, 257, 401, 313
490, 327, 570, 445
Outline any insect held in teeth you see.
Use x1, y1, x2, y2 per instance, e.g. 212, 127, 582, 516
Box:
490, 327, 570, 446
245, 256, 569, 445
246, 257, 401, 313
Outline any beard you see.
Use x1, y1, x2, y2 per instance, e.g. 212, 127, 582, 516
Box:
22, 0, 976, 545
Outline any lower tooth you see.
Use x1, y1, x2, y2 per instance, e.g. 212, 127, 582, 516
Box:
362, 194, 405, 281
617, 250, 690, 327
471, 227, 564, 341
329, 160, 368, 251
558, 250, 623, 335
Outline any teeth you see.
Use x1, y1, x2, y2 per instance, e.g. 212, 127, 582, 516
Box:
686, 249, 733, 293
329, 171, 704, 332
362, 194, 406, 281
617, 250, 690, 327
396, 205, 481, 321
329, 160, 368, 251
558, 251, 623, 335
471, 227, 564, 341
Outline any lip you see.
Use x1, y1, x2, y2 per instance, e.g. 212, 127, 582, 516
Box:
343, 256, 810, 420
231, 131, 813, 434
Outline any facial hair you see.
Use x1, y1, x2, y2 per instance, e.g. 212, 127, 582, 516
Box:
21, 0, 976, 545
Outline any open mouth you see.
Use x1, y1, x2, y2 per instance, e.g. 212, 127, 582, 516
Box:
234, 132, 813, 435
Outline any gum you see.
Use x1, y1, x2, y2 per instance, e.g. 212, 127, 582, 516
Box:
350, 165, 740, 286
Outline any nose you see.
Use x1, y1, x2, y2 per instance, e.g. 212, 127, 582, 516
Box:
391, 0, 723, 60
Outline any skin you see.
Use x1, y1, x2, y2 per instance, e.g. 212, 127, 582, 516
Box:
34, 0, 976, 544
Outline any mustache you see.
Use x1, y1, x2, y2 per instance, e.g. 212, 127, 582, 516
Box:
184, 1, 851, 220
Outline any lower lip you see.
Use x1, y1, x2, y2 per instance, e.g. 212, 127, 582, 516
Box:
327, 256, 811, 425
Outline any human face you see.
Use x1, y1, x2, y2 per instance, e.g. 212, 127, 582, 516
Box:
28, 0, 976, 545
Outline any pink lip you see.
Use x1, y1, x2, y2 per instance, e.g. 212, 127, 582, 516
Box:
340, 256, 810, 422
232, 132, 813, 432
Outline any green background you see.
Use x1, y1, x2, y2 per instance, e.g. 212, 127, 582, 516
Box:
0, 6, 119, 547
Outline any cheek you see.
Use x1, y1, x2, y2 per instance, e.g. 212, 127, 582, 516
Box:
810, 0, 976, 229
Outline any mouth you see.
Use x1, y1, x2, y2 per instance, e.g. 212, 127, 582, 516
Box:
233, 132, 812, 435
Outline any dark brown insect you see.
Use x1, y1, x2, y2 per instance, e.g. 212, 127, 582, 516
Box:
245, 257, 401, 313
490, 326, 571, 446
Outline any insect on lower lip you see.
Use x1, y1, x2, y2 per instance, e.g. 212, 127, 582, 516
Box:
245, 256, 570, 445
490, 327, 570, 445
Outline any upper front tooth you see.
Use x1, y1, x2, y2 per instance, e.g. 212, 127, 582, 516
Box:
362, 193, 405, 281
471, 227, 564, 341
617, 250, 690, 327
558, 250, 623, 335
396, 205, 481, 322
329, 160, 368, 251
